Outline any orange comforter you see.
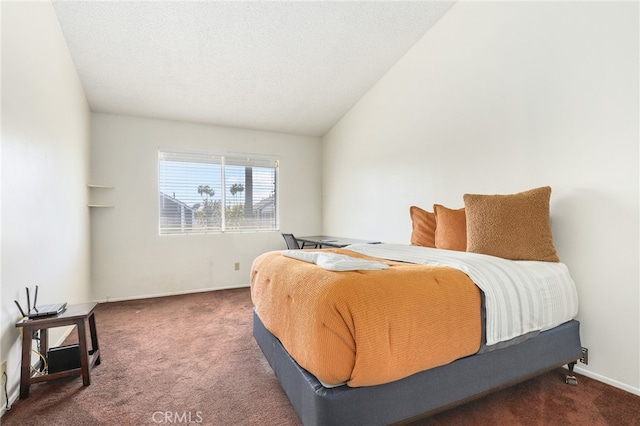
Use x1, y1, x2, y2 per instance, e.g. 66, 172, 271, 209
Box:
251, 249, 482, 387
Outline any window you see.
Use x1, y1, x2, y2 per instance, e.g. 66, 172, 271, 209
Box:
158, 149, 278, 235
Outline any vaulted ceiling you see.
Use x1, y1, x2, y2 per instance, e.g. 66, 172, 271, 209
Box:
52, 1, 455, 137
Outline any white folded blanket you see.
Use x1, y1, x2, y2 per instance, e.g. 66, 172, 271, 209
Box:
346, 243, 579, 346
281, 250, 389, 271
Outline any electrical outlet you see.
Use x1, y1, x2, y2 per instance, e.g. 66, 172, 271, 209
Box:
1, 361, 7, 377
234, 262, 240, 271
580, 347, 589, 365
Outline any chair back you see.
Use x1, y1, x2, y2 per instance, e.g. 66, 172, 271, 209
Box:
282, 233, 301, 250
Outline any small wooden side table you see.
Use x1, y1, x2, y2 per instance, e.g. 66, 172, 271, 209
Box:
15, 302, 101, 399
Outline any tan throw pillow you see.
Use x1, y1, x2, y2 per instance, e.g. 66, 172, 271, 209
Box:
434, 204, 467, 252
463, 186, 559, 262
410, 206, 436, 248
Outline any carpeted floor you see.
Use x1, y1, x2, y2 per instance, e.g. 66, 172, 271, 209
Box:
2, 288, 639, 425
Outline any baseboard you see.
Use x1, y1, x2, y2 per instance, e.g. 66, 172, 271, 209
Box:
96, 284, 250, 303
0, 386, 20, 419
574, 366, 640, 396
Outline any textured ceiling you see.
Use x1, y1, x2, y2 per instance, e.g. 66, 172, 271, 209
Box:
52, 1, 455, 137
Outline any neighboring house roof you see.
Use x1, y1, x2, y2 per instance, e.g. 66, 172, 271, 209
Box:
254, 195, 274, 212
159, 192, 197, 213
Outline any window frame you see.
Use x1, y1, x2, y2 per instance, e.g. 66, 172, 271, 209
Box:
158, 148, 279, 235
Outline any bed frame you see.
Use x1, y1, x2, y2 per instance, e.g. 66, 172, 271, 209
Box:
254, 310, 582, 426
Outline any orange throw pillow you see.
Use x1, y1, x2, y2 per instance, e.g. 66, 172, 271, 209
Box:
463, 186, 560, 262
434, 204, 467, 252
409, 206, 436, 248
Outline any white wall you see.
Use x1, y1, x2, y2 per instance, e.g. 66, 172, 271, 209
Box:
90, 113, 321, 301
1, 1, 91, 411
322, 2, 639, 394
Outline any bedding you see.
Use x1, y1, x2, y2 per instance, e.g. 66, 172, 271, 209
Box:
347, 244, 579, 345
251, 244, 579, 387
281, 249, 389, 271
251, 248, 482, 387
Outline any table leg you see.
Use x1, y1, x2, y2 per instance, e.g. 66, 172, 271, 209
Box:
19, 327, 32, 399
88, 312, 101, 365
76, 320, 90, 386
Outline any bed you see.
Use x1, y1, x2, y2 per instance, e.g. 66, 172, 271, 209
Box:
251, 244, 582, 425
251, 187, 583, 425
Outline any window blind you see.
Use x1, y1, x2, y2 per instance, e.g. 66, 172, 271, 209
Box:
158, 149, 278, 235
